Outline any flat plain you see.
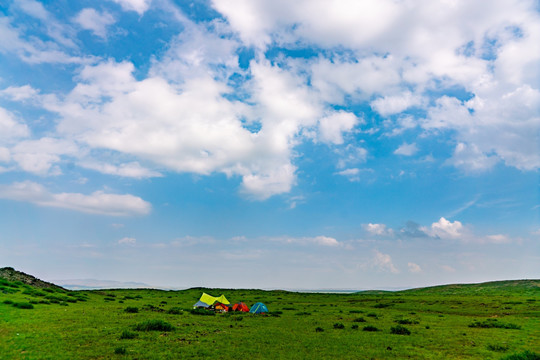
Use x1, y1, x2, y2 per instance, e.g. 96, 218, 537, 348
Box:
1, 276, 539, 359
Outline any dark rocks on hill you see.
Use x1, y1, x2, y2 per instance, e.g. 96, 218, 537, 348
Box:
0, 267, 65, 290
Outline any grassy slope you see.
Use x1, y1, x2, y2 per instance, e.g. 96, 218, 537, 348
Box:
1, 278, 539, 359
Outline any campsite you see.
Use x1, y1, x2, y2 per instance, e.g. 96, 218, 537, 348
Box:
1, 269, 539, 359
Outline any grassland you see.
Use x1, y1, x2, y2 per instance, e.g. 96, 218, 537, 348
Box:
1, 276, 539, 359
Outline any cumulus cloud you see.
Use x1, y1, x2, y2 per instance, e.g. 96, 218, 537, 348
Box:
0, 181, 151, 216
373, 250, 399, 274
79, 161, 161, 179
74, 8, 115, 39
274, 235, 341, 247
112, 0, 152, 15
394, 142, 419, 156
118, 237, 136, 245
364, 223, 393, 236
318, 111, 359, 145
424, 217, 464, 239
0, 107, 29, 141
371, 92, 424, 117
11, 138, 78, 175
408, 262, 422, 273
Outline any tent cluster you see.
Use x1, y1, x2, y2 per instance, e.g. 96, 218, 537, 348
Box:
193, 292, 268, 314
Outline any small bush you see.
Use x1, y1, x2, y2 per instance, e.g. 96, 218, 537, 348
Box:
486, 344, 509, 352
374, 303, 390, 309
353, 317, 366, 323
13, 302, 34, 309
333, 323, 345, 329
104, 297, 116, 302
501, 351, 540, 360
390, 325, 411, 335
114, 347, 126, 355
190, 308, 215, 316
469, 319, 521, 330
119, 330, 138, 340
396, 319, 418, 325
349, 310, 363, 314
363, 326, 379, 332
351, 324, 359, 330
367, 313, 378, 318
3, 299, 14, 305
315, 327, 324, 332
167, 307, 183, 315
283, 307, 296, 310
124, 307, 139, 313
134, 319, 175, 332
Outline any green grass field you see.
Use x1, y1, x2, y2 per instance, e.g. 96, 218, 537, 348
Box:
1, 276, 539, 359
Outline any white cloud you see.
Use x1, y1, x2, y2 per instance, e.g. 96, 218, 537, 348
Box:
112, 0, 152, 15
408, 262, 422, 273
1, 85, 39, 101
79, 161, 161, 179
74, 8, 115, 39
118, 237, 136, 245
447, 142, 498, 173
373, 250, 399, 274
364, 223, 393, 236
0, 107, 29, 141
426, 217, 463, 239
318, 111, 359, 145
0, 147, 10, 162
274, 235, 341, 247
11, 138, 78, 175
441, 265, 456, 273
371, 92, 424, 117
394, 142, 418, 156
0, 181, 151, 216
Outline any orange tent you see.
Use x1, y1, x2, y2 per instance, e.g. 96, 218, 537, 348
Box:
214, 302, 229, 312
232, 302, 249, 312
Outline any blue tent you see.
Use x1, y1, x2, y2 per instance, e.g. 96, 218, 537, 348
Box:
192, 300, 210, 308
249, 302, 268, 314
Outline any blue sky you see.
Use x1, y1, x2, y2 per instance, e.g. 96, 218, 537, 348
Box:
0, 0, 539, 289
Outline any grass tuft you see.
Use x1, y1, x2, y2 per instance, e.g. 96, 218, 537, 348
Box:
363, 325, 379, 332
124, 307, 139, 313
486, 343, 509, 352
134, 319, 175, 332
390, 325, 411, 335
119, 330, 138, 340
469, 319, 521, 330
333, 323, 345, 329
501, 351, 540, 360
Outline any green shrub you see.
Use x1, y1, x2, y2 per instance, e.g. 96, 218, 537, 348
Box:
333, 323, 345, 329
367, 313, 378, 318
124, 307, 139, 313
351, 324, 359, 330
190, 308, 215, 316
104, 297, 116, 302
469, 319, 521, 330
501, 351, 540, 360
349, 310, 363, 314
167, 307, 183, 315
315, 327, 324, 332
353, 317, 366, 322
134, 320, 175, 332
374, 303, 390, 308
486, 343, 509, 352
363, 325, 379, 332
3, 299, 14, 305
114, 347, 126, 355
396, 319, 418, 325
119, 330, 138, 340
13, 302, 34, 309
390, 325, 411, 335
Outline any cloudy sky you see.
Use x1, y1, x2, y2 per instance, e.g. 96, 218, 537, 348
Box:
0, 0, 539, 289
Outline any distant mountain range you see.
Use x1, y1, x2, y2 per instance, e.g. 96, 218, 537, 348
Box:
53, 279, 153, 290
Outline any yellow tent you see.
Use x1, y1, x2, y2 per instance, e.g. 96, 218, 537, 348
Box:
199, 292, 230, 306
